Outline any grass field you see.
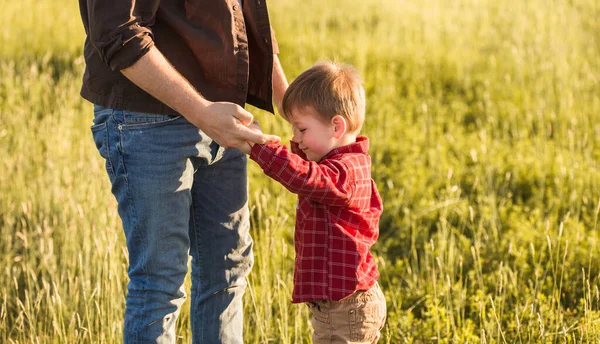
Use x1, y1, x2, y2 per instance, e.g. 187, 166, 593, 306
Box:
1, 0, 600, 342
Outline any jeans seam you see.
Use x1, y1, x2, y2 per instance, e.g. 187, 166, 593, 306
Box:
106, 123, 117, 179
190, 178, 206, 343
113, 110, 149, 338
119, 114, 181, 129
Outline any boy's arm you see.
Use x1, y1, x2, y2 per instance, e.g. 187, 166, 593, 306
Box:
249, 143, 353, 207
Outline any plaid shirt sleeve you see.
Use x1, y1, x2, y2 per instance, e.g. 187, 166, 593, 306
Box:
250, 143, 353, 207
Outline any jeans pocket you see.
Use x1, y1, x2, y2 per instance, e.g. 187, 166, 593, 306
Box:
119, 110, 181, 129
91, 121, 115, 180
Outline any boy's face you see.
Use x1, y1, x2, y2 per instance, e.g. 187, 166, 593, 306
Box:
289, 106, 337, 162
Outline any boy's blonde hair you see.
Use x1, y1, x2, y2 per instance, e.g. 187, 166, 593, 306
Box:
282, 62, 366, 133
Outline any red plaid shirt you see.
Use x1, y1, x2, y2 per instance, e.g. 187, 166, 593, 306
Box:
250, 136, 382, 303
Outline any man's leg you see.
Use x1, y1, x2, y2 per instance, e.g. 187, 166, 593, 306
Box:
92, 106, 202, 343
188, 147, 253, 344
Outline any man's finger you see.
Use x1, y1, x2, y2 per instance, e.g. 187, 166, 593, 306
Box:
239, 125, 269, 144
233, 108, 253, 126
264, 134, 281, 144
248, 123, 261, 132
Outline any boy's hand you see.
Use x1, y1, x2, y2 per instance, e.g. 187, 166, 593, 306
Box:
238, 120, 281, 154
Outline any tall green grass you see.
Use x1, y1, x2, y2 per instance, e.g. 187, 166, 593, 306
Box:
1, 0, 599, 342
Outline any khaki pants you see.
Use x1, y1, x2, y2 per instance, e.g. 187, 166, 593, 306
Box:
307, 282, 387, 344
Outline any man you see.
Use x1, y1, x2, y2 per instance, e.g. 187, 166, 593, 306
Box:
79, 0, 288, 342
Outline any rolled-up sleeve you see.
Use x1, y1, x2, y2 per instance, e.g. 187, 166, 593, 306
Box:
84, 0, 158, 71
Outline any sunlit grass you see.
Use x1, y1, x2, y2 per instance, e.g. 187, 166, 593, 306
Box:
1, 0, 599, 342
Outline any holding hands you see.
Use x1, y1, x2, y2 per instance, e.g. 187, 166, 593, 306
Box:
237, 119, 280, 154
190, 101, 280, 151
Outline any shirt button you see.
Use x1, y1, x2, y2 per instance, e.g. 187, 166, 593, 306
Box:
237, 84, 245, 90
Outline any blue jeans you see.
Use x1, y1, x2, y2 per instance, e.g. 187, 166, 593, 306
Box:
91, 105, 253, 343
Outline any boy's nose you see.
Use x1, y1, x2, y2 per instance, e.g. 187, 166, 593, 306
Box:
291, 132, 300, 143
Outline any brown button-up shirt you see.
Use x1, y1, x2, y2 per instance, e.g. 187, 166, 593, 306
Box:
79, 0, 279, 116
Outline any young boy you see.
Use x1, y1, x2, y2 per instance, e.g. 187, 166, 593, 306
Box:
242, 62, 386, 343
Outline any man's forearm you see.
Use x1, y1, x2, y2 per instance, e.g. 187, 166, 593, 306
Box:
272, 54, 288, 116
120, 46, 209, 125
120, 46, 277, 148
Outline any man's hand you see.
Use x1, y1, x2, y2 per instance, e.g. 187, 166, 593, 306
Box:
237, 120, 280, 154
120, 47, 279, 150
188, 101, 280, 151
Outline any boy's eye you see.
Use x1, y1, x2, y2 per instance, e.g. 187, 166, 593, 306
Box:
299, 129, 306, 133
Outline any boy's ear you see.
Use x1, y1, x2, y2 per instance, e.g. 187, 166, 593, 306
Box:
331, 115, 347, 139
